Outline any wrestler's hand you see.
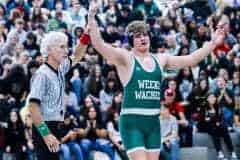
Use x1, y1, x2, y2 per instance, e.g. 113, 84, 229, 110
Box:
88, 0, 98, 20
43, 133, 60, 153
211, 25, 226, 47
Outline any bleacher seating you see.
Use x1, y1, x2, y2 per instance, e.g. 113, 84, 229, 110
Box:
190, 132, 240, 160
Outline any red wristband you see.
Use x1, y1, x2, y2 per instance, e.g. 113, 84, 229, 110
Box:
80, 33, 90, 45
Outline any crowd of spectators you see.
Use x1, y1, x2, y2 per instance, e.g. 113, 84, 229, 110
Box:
0, 0, 239, 160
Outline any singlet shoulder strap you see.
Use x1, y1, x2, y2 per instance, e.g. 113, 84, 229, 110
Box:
122, 54, 135, 87
151, 54, 165, 79
150, 54, 161, 70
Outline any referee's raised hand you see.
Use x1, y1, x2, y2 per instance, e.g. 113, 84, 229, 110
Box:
43, 133, 60, 153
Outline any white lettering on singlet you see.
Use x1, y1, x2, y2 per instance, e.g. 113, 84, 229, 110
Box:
135, 80, 161, 100
135, 91, 161, 100
137, 80, 161, 90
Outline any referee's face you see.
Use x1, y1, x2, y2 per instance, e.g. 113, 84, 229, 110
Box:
52, 39, 68, 64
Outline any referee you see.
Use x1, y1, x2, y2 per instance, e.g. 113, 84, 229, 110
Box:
27, 31, 90, 160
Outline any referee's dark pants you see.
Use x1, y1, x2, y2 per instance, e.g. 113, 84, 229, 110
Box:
32, 121, 64, 160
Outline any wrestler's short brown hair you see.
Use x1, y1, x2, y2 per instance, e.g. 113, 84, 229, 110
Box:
126, 21, 149, 35
126, 21, 149, 46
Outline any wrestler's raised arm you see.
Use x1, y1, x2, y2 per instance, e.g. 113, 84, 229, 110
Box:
87, 1, 131, 67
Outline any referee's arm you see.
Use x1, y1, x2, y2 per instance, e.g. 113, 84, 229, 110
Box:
28, 100, 60, 153
28, 99, 43, 127
27, 73, 46, 126
27, 73, 60, 152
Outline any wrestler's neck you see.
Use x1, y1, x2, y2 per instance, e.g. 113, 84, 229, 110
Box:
133, 48, 150, 58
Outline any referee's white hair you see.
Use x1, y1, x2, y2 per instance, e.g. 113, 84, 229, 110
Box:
40, 31, 68, 57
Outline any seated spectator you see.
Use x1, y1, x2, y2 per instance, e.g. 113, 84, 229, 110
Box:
71, 25, 84, 46
103, 0, 120, 25
46, 11, 63, 32
5, 109, 27, 160
1, 30, 19, 57
0, 92, 10, 160
0, 90, 10, 123
67, 0, 88, 29
70, 68, 84, 106
6, 0, 30, 20
188, 78, 209, 132
106, 91, 122, 121
102, 63, 122, 91
23, 32, 39, 58
48, 0, 68, 10
234, 103, 240, 138
50, 0, 72, 26
233, 53, 240, 71
233, 74, 240, 136
18, 50, 30, 67
116, 5, 131, 28
215, 76, 234, 129
60, 112, 83, 160
177, 67, 194, 106
214, 17, 237, 57
217, 68, 231, 89
5, 8, 21, 31
161, 88, 193, 147
192, 22, 210, 48
99, 78, 117, 122
232, 71, 240, 109
23, 113, 35, 160
136, 0, 161, 19
204, 92, 237, 159
107, 111, 128, 160
29, 6, 48, 29
79, 95, 101, 123
166, 78, 182, 102
64, 81, 79, 117
77, 106, 114, 160
83, 64, 104, 104
160, 105, 180, 160
12, 43, 24, 64
0, 55, 12, 79
0, 22, 6, 47
10, 18, 27, 43
30, 0, 50, 25
33, 24, 46, 46
177, 46, 190, 57
3, 64, 28, 109
101, 23, 121, 44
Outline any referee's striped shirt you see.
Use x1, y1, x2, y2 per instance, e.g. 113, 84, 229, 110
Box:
27, 58, 72, 122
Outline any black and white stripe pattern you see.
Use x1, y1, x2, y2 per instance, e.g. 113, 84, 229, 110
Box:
27, 58, 71, 121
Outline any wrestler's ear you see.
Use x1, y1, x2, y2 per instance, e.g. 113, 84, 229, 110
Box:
128, 33, 133, 47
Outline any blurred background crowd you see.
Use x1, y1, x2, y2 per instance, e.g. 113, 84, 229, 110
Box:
0, 0, 239, 160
